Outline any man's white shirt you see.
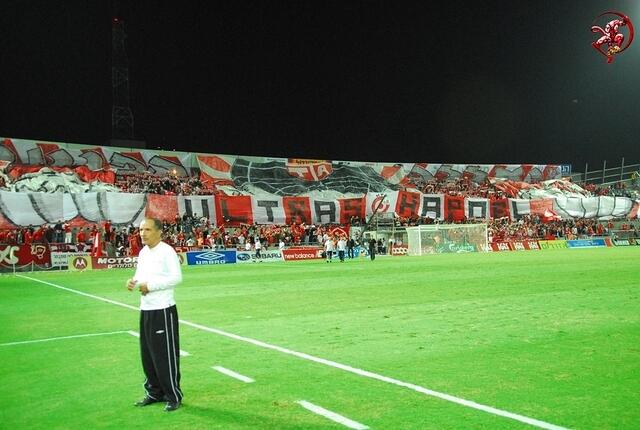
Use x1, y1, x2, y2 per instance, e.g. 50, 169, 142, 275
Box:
134, 241, 182, 310
324, 239, 335, 251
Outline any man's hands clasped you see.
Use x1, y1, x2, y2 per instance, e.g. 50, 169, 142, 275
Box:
126, 278, 150, 295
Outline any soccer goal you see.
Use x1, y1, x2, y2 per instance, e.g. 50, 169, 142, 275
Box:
406, 223, 488, 255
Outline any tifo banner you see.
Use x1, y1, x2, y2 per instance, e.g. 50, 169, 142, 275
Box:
0, 138, 193, 177
186, 250, 236, 265
282, 247, 323, 261
0, 190, 147, 229
1, 190, 638, 229
2, 138, 563, 191
236, 249, 284, 263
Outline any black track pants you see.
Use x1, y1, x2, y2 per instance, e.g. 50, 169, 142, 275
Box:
139, 305, 183, 403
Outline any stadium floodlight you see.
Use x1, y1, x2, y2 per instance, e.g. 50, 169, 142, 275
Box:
406, 224, 489, 256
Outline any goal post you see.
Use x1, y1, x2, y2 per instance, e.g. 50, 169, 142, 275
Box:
406, 224, 489, 255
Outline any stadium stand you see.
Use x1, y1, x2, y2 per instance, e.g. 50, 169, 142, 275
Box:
0, 137, 639, 259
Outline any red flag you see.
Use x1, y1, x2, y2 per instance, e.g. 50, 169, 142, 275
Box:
91, 231, 103, 257
330, 226, 350, 237
541, 209, 561, 224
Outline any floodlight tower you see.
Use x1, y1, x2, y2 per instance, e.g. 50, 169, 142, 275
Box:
111, 14, 134, 140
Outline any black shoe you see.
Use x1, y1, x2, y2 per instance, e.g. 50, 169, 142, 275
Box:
165, 401, 181, 412
135, 396, 161, 407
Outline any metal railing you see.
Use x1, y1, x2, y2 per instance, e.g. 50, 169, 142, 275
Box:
570, 158, 640, 186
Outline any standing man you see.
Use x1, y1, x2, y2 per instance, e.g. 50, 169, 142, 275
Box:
254, 238, 262, 261
336, 236, 347, 262
126, 218, 183, 412
324, 236, 335, 263
347, 237, 355, 259
368, 238, 376, 261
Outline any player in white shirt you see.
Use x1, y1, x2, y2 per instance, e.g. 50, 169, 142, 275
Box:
324, 236, 335, 262
336, 236, 347, 262
254, 238, 262, 260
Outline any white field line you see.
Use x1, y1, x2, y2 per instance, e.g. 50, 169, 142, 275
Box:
297, 400, 369, 430
212, 366, 255, 383
17, 274, 570, 430
0, 330, 129, 346
126, 330, 189, 356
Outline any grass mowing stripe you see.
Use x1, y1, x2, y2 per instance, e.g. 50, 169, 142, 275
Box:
0, 330, 129, 346
17, 273, 571, 430
212, 366, 255, 383
296, 400, 370, 430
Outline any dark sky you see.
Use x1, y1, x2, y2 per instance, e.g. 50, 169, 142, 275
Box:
2, 1, 639, 171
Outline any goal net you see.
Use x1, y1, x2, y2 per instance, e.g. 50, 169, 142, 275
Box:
406, 224, 488, 255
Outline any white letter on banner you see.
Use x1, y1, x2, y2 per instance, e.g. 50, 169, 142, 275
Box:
420, 194, 443, 220
465, 198, 489, 219
312, 200, 337, 224
252, 197, 285, 224
509, 199, 530, 220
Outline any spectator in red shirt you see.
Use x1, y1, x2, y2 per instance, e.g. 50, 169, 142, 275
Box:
33, 226, 46, 243
76, 229, 86, 243
128, 229, 142, 256
24, 228, 33, 245
103, 219, 112, 242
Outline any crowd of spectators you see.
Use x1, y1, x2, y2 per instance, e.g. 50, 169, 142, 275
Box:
2, 213, 637, 257
115, 173, 218, 195
485, 216, 637, 243
0, 213, 358, 257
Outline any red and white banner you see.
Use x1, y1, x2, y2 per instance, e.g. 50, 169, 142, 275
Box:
0, 190, 638, 230
1, 138, 569, 198
1, 138, 192, 178
490, 240, 541, 251
0, 244, 51, 269
391, 245, 408, 255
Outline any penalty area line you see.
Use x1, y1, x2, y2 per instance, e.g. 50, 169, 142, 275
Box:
17, 274, 570, 430
0, 330, 130, 346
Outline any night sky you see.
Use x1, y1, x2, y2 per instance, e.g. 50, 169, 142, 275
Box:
2, 1, 639, 171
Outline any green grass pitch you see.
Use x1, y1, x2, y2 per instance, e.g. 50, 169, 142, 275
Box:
1, 247, 639, 429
